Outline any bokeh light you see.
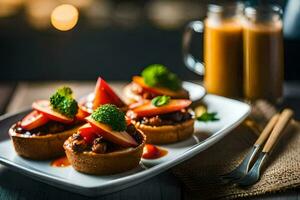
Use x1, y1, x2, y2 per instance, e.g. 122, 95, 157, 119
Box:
51, 4, 79, 31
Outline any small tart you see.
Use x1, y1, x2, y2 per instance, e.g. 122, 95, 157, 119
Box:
9, 124, 81, 160
132, 119, 194, 144
64, 130, 146, 175
123, 82, 189, 104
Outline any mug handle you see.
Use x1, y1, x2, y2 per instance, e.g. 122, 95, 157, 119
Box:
182, 21, 205, 75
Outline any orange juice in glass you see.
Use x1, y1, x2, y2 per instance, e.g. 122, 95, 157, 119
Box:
243, 5, 284, 103
183, 3, 243, 98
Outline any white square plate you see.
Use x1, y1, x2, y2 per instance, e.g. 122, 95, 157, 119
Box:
0, 82, 250, 196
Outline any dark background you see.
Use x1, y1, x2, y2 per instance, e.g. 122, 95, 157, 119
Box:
0, 0, 298, 81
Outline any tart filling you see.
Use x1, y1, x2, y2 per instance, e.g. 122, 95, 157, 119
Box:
123, 64, 189, 103
64, 128, 145, 175
13, 120, 83, 137
127, 97, 194, 144
64, 104, 145, 175
9, 86, 83, 160
131, 109, 192, 126
65, 124, 143, 154
9, 123, 82, 160
125, 82, 161, 101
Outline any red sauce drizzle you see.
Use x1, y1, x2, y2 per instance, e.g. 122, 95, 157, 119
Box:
51, 156, 70, 167
142, 144, 168, 159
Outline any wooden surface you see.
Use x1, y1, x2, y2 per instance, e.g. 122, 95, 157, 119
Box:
1, 81, 300, 200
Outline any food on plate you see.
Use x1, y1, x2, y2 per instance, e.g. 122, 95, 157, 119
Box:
127, 96, 194, 144
196, 111, 219, 122
142, 144, 168, 159
9, 87, 83, 160
64, 104, 146, 175
123, 64, 189, 104
78, 77, 126, 120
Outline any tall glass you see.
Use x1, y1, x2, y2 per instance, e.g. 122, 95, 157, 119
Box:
243, 5, 284, 103
183, 3, 244, 98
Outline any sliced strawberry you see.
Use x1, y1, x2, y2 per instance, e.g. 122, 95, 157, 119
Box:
93, 77, 125, 109
32, 100, 74, 124
131, 99, 192, 117
133, 76, 186, 97
78, 123, 98, 144
21, 110, 49, 130
86, 116, 138, 147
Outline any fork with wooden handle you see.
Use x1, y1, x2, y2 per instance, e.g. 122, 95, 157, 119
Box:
236, 108, 294, 187
220, 114, 280, 183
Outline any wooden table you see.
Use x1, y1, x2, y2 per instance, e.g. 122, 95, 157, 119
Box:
0, 81, 300, 200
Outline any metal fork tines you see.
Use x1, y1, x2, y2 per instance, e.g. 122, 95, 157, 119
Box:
220, 114, 280, 184
235, 152, 268, 187
220, 145, 260, 183
234, 109, 293, 187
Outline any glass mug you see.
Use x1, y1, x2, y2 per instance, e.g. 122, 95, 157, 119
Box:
183, 3, 243, 98
243, 5, 284, 103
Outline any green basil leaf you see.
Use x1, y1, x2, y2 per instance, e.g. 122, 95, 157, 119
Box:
151, 96, 170, 107
196, 112, 219, 122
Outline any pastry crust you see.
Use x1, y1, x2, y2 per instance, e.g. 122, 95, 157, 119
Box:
123, 82, 189, 104
9, 124, 81, 160
132, 119, 194, 144
64, 130, 146, 175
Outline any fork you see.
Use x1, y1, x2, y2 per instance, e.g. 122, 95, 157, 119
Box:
236, 109, 294, 187
220, 114, 280, 183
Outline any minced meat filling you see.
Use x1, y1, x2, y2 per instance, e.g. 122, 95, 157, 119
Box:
130, 82, 157, 100
136, 110, 192, 126
14, 121, 82, 136
69, 124, 141, 154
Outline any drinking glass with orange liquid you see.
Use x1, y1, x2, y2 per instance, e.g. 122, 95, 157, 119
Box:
183, 3, 244, 98
243, 5, 284, 103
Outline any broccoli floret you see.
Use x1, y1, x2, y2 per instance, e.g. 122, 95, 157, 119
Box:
91, 104, 126, 132
57, 86, 73, 97
50, 87, 78, 118
141, 64, 181, 91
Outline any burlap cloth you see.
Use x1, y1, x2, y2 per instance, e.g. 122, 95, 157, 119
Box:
172, 101, 300, 199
